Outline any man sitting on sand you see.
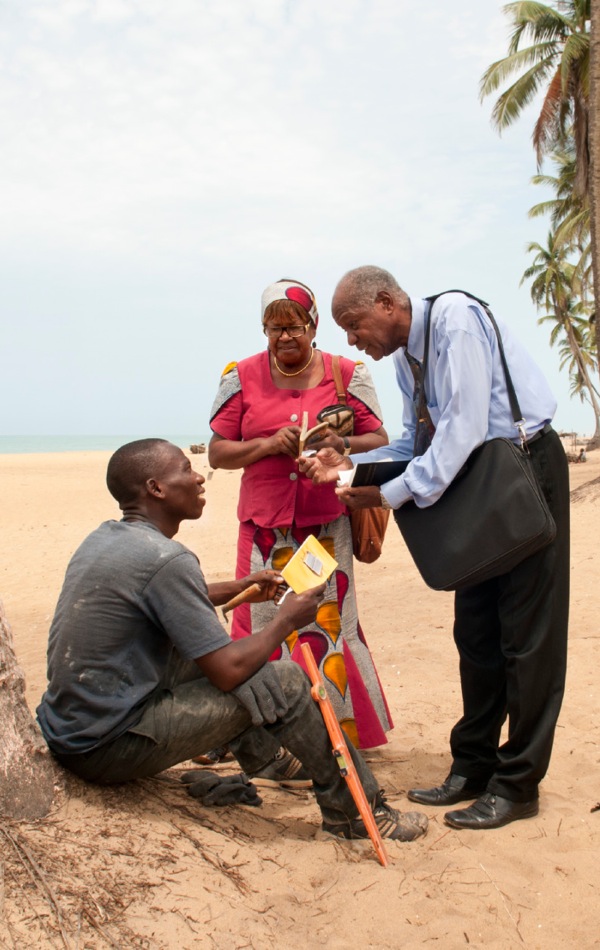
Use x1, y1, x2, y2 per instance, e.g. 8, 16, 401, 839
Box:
36, 438, 427, 844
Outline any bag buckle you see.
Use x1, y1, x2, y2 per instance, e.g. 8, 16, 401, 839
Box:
515, 419, 528, 452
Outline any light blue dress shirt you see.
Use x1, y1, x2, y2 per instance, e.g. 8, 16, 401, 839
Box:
350, 292, 556, 509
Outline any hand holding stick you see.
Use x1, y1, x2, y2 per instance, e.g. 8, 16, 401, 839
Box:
222, 583, 262, 620
300, 642, 389, 867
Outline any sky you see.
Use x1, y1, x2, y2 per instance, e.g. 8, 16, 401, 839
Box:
0, 0, 594, 438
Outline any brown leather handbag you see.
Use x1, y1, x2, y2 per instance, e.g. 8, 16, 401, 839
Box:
329, 356, 390, 564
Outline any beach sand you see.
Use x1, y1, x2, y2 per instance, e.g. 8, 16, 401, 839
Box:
1, 447, 599, 949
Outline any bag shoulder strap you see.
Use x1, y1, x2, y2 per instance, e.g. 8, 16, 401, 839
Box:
331, 355, 348, 405
423, 290, 525, 436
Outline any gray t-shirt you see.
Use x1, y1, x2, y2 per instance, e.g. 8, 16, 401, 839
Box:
37, 520, 231, 754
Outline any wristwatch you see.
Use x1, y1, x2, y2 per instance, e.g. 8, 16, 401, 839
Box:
379, 490, 393, 510
342, 437, 352, 456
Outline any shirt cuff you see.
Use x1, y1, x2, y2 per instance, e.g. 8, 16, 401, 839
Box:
381, 475, 413, 509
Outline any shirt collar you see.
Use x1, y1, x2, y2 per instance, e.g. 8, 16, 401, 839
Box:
405, 296, 427, 362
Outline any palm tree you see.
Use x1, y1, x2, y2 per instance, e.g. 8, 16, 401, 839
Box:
522, 229, 600, 436
528, 141, 600, 434
528, 143, 592, 292
589, 0, 600, 446
553, 313, 598, 402
480, 1, 591, 194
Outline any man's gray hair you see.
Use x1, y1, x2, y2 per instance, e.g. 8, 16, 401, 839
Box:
337, 266, 410, 310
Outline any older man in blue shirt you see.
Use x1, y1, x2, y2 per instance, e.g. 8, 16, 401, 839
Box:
301, 265, 569, 830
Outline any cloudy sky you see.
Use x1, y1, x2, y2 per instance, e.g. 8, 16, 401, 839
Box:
1, 0, 593, 437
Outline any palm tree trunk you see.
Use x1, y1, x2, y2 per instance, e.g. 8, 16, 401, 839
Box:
0, 598, 58, 819
565, 319, 600, 439
588, 0, 600, 446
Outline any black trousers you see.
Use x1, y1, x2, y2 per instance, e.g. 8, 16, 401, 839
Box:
450, 428, 570, 801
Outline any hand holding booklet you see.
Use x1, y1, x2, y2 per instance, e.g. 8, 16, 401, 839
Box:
337, 458, 409, 489
281, 535, 338, 593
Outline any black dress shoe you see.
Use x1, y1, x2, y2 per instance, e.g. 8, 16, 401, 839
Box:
444, 792, 539, 829
407, 773, 488, 807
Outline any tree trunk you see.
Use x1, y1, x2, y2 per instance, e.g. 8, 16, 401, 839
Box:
0, 598, 57, 819
564, 317, 600, 441
588, 0, 600, 447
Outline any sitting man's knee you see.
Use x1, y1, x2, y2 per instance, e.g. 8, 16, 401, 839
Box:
272, 659, 310, 697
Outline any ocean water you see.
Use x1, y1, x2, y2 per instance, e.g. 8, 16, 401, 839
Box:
0, 435, 211, 455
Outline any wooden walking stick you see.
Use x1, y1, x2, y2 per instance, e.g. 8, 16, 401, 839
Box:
221, 583, 262, 621
300, 642, 389, 867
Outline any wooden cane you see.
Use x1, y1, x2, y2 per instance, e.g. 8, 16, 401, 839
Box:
300, 642, 389, 867
221, 583, 262, 619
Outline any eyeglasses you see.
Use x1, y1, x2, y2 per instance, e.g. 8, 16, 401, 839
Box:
263, 325, 308, 339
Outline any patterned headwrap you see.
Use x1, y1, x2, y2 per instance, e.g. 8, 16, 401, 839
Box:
260, 278, 319, 329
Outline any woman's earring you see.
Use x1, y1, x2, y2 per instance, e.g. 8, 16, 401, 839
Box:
312, 341, 317, 348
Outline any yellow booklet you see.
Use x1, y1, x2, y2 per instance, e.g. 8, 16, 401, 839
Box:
281, 535, 338, 593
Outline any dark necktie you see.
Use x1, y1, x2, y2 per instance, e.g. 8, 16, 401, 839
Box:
405, 352, 435, 456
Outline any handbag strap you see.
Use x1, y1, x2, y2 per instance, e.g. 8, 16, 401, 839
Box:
331, 355, 348, 406
423, 290, 527, 446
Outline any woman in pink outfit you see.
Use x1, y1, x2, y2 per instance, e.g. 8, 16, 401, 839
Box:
209, 279, 393, 749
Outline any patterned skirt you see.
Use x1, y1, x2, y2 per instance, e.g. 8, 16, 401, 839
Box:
231, 515, 393, 749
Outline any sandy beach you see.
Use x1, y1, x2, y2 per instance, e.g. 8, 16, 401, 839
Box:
1, 446, 599, 949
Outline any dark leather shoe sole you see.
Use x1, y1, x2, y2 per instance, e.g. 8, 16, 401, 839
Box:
444, 793, 539, 829
408, 774, 488, 807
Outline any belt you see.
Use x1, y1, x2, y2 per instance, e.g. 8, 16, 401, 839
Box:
527, 423, 552, 445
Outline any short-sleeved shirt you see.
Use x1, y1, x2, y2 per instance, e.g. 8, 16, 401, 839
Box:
209, 350, 383, 527
36, 520, 231, 754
